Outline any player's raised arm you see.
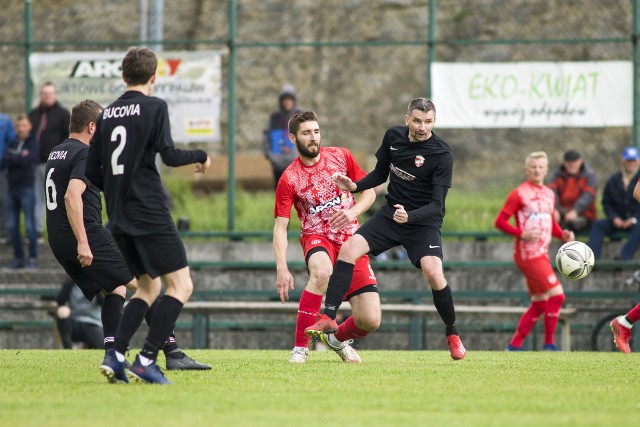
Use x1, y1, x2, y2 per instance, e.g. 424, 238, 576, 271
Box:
273, 216, 294, 303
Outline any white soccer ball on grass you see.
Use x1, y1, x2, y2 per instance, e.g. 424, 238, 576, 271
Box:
555, 241, 595, 280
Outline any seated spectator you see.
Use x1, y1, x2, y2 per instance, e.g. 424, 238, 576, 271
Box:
587, 147, 640, 260
263, 84, 301, 189
547, 150, 597, 233
54, 277, 104, 349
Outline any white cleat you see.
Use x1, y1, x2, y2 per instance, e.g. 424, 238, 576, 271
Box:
320, 333, 362, 364
288, 347, 309, 364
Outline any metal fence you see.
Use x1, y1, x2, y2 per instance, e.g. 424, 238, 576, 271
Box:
0, 0, 638, 233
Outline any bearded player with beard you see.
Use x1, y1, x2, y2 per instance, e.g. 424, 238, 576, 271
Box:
273, 111, 380, 364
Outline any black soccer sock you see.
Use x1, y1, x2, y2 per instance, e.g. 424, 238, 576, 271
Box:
432, 285, 458, 336
102, 294, 125, 351
113, 298, 149, 355
323, 261, 355, 320
141, 295, 183, 361
144, 297, 180, 355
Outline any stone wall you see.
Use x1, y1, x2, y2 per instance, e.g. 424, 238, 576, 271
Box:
0, 1, 635, 191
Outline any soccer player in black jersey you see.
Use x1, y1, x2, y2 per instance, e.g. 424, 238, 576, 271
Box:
305, 98, 466, 360
46, 100, 209, 384
86, 47, 211, 384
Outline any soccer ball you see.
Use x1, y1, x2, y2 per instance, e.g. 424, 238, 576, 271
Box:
555, 241, 595, 280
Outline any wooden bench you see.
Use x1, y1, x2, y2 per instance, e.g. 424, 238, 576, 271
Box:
182, 300, 577, 351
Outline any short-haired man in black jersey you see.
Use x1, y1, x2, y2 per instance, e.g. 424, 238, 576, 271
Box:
46, 100, 209, 381
86, 47, 211, 384
305, 98, 466, 360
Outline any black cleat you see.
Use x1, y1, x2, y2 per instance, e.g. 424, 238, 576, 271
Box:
165, 351, 212, 370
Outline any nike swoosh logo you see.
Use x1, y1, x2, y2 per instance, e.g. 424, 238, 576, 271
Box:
390, 147, 399, 151
429, 245, 440, 248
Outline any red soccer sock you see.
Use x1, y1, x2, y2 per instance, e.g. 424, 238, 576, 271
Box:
544, 294, 566, 345
626, 303, 640, 323
510, 300, 547, 348
335, 315, 370, 342
294, 290, 323, 348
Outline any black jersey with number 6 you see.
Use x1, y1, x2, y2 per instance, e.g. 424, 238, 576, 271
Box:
45, 138, 105, 250
86, 91, 206, 236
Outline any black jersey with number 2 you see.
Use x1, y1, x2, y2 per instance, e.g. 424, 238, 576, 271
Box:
86, 91, 206, 236
45, 138, 105, 247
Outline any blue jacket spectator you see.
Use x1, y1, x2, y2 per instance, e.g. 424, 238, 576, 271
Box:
2, 115, 39, 269
0, 112, 16, 242
588, 147, 640, 260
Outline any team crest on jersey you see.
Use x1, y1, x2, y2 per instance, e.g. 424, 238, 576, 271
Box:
415, 155, 425, 167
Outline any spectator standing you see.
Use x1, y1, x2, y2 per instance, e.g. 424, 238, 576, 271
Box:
587, 147, 640, 260
2, 115, 39, 269
54, 278, 104, 349
264, 84, 300, 188
547, 150, 597, 232
28, 82, 70, 241
0, 111, 16, 243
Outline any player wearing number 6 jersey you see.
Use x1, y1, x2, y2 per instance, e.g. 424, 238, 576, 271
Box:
86, 47, 211, 384
274, 111, 380, 364
46, 100, 210, 378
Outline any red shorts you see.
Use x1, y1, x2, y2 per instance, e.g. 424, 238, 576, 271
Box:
514, 254, 561, 296
301, 234, 377, 299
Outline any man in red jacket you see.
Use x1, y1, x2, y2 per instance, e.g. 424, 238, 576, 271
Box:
547, 150, 597, 232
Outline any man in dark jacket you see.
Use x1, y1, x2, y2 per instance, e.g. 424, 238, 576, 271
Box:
547, 150, 597, 232
588, 147, 640, 260
263, 84, 301, 188
2, 115, 39, 269
29, 82, 70, 240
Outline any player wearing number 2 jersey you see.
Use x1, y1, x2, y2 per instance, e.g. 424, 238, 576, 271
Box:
274, 111, 380, 364
87, 47, 211, 384
47, 100, 210, 376
495, 151, 574, 351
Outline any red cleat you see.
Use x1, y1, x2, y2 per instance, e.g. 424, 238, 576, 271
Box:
610, 317, 632, 354
447, 334, 466, 360
304, 314, 338, 337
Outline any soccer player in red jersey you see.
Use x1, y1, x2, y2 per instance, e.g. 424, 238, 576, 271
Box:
495, 151, 574, 351
273, 111, 379, 363
609, 178, 640, 353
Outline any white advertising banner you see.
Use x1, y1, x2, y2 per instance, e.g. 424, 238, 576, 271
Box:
29, 50, 222, 143
431, 61, 632, 128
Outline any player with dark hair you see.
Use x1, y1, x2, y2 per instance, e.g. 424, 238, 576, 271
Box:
305, 98, 466, 360
495, 151, 574, 351
274, 111, 379, 364
46, 100, 209, 382
86, 47, 211, 384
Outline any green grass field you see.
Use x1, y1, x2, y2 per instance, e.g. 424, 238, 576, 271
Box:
0, 350, 637, 427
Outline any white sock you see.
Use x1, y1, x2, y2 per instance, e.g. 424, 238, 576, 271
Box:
139, 355, 153, 366
115, 351, 125, 362
293, 346, 308, 353
618, 315, 633, 329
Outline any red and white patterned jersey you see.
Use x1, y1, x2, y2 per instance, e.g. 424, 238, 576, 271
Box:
499, 180, 556, 260
274, 147, 367, 245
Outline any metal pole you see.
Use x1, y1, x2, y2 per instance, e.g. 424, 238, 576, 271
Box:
633, 0, 639, 147
24, 0, 33, 113
227, 0, 237, 231
427, 0, 436, 97
140, 0, 148, 43
150, 0, 164, 52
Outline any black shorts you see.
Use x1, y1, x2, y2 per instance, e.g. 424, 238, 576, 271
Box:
55, 237, 134, 301
356, 211, 443, 269
113, 228, 188, 279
